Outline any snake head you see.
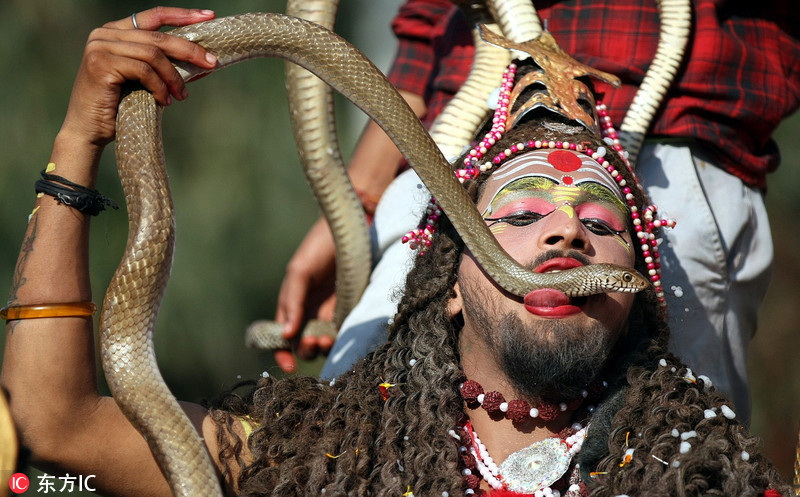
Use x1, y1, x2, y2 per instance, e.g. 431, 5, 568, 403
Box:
604, 266, 651, 293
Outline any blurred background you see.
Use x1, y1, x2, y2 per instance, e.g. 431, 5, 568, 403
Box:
0, 0, 797, 491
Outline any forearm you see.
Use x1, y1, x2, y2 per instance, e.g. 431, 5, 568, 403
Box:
0, 9, 245, 495
347, 120, 407, 201
346, 90, 426, 201
1, 100, 221, 497
10, 131, 99, 302
1, 132, 103, 454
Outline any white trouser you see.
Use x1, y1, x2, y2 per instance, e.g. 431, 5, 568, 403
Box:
321, 142, 773, 423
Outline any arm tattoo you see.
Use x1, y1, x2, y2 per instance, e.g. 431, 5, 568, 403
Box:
6, 215, 39, 332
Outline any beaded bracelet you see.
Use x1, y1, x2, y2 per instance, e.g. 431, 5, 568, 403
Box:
35, 167, 118, 216
0, 302, 97, 321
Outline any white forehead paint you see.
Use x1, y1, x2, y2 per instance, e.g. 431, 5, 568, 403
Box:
489, 149, 621, 197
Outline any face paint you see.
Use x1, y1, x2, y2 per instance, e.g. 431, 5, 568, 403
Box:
479, 150, 630, 241
487, 149, 623, 199
550, 185, 580, 218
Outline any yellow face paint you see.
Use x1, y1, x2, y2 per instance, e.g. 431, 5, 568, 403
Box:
483, 180, 628, 230
478, 149, 635, 259
481, 176, 554, 217
550, 185, 580, 218
613, 235, 633, 255
45, 162, 56, 173
480, 171, 633, 257
478, 149, 626, 215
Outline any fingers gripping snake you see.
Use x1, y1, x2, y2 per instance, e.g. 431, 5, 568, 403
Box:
105, 12, 650, 496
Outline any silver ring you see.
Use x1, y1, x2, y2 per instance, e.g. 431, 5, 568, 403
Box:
131, 12, 140, 30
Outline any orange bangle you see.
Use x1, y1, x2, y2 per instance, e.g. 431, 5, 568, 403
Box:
0, 302, 97, 321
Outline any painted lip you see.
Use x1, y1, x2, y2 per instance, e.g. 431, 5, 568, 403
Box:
534, 257, 584, 274
523, 258, 586, 317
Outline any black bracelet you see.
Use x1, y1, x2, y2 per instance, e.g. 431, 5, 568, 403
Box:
34, 170, 118, 216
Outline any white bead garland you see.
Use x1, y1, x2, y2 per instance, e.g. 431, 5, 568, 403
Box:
459, 423, 587, 494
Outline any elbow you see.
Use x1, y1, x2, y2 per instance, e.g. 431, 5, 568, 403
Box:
2, 381, 100, 467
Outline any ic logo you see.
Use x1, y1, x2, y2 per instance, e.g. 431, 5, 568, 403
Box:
8, 473, 29, 493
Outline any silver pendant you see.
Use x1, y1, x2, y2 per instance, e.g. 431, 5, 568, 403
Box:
499, 437, 571, 493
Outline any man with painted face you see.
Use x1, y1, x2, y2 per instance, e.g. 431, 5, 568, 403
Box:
276, 0, 799, 430
0, 8, 789, 496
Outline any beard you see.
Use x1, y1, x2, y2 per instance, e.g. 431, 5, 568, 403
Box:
460, 278, 618, 403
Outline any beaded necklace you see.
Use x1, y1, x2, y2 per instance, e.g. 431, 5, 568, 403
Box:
460, 379, 606, 423
456, 419, 587, 496
455, 379, 597, 496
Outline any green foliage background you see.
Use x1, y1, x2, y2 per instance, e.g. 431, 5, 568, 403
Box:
0, 0, 797, 490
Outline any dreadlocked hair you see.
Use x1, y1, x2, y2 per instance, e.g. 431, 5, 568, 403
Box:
206, 111, 787, 495
207, 186, 469, 495
585, 356, 791, 496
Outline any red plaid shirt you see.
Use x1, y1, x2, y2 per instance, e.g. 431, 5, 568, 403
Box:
388, 0, 800, 189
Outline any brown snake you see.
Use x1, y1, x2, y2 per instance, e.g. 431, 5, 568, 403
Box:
105, 12, 651, 497
246, 0, 364, 350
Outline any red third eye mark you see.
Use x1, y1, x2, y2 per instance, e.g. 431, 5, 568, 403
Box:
548, 150, 581, 172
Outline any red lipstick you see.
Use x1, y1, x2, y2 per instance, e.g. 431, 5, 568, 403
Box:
523, 258, 585, 317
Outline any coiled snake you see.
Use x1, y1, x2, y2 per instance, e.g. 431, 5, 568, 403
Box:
104, 11, 654, 497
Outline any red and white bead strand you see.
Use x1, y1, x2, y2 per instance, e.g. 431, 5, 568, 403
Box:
457, 419, 587, 496
402, 64, 517, 251
596, 101, 676, 306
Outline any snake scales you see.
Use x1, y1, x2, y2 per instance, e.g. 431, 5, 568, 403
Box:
246, 0, 363, 350
105, 11, 655, 497
245, 0, 652, 349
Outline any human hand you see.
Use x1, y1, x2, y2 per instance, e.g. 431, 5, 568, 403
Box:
273, 218, 338, 373
58, 8, 218, 158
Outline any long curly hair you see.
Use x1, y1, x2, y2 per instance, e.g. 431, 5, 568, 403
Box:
209, 112, 789, 496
